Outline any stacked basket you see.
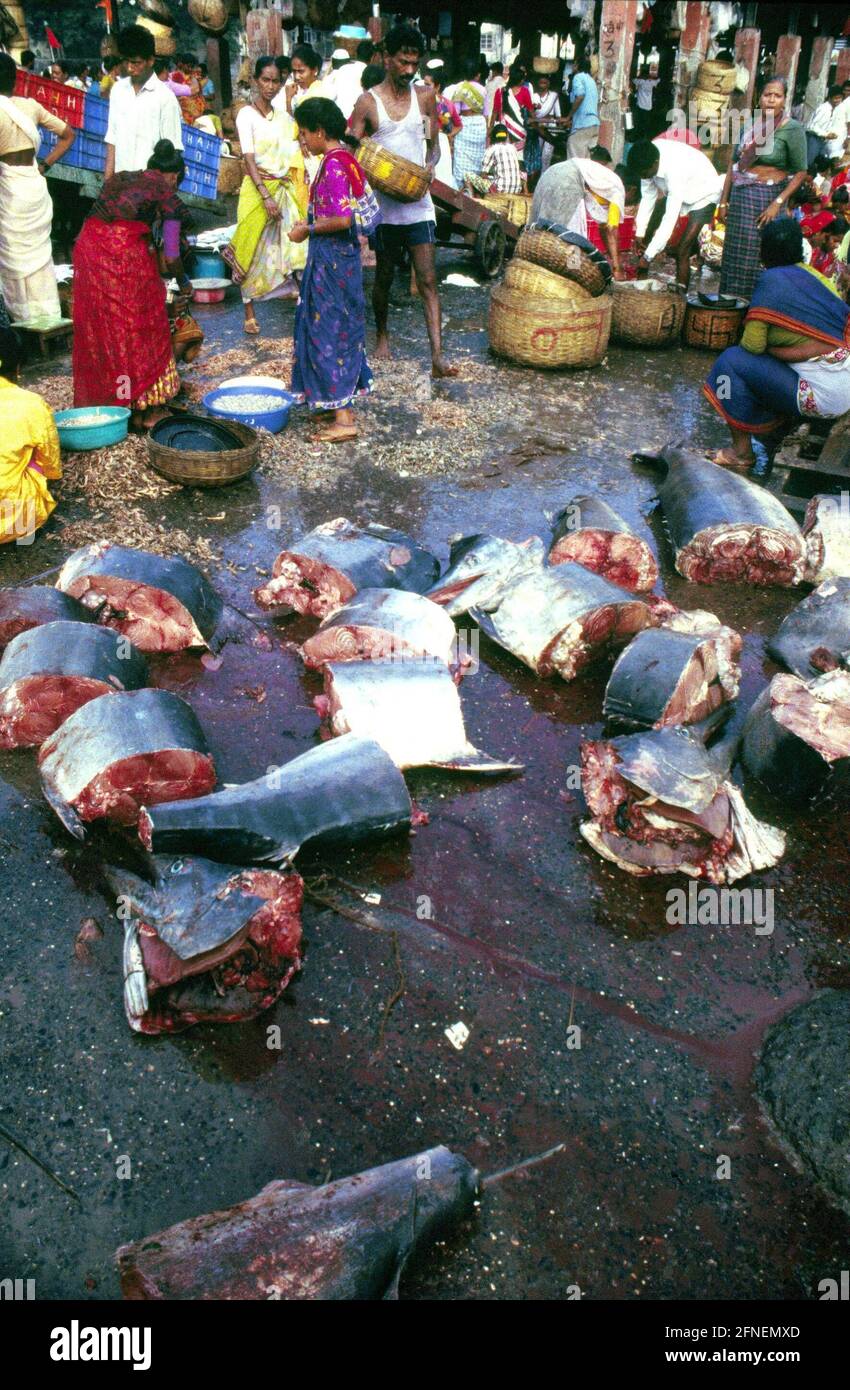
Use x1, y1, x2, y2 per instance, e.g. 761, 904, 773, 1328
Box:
690, 59, 736, 148
489, 225, 612, 369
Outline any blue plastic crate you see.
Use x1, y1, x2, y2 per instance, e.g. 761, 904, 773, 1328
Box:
180, 165, 219, 199
83, 93, 109, 136
181, 122, 222, 175
41, 128, 105, 174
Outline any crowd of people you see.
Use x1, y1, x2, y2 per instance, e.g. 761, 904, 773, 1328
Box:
1, 21, 850, 544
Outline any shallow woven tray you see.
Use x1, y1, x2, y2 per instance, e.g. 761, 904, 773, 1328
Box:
147, 416, 259, 487
611, 283, 687, 347
516, 227, 607, 296
356, 139, 430, 203
504, 259, 591, 303
489, 282, 611, 369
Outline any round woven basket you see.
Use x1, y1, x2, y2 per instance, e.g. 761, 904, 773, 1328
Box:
516, 227, 607, 296
147, 419, 259, 487
356, 139, 430, 203
696, 60, 737, 96
611, 283, 687, 347
475, 192, 532, 228
218, 154, 244, 196
489, 283, 612, 369
504, 259, 591, 303
692, 87, 729, 120
533, 57, 559, 74
683, 298, 746, 351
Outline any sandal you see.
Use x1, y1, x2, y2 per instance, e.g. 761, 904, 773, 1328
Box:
312, 425, 358, 444
708, 448, 753, 471
243, 319, 260, 336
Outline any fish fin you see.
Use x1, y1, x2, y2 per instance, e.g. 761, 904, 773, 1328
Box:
427, 572, 484, 605
468, 607, 502, 640
40, 782, 86, 840
123, 920, 149, 1025
430, 749, 524, 775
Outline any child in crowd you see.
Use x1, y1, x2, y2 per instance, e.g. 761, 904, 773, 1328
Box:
808, 217, 850, 276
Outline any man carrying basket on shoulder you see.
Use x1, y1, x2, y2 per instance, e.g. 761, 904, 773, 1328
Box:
349, 23, 457, 378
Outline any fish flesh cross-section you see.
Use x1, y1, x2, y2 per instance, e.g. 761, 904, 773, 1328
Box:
548, 495, 658, 593
300, 588, 460, 673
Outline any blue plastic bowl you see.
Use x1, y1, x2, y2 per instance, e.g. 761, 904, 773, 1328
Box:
191, 250, 227, 279
202, 385, 294, 433
54, 406, 130, 451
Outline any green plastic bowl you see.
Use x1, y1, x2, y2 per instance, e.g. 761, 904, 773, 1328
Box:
54, 406, 131, 451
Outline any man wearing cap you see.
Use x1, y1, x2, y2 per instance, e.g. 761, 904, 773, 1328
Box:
327, 45, 366, 121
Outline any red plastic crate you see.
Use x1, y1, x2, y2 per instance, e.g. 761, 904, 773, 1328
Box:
13, 70, 85, 129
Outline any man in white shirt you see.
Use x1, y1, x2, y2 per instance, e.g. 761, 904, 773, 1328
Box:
807, 84, 844, 164
627, 136, 722, 290
326, 48, 366, 122
104, 24, 183, 180
827, 82, 850, 161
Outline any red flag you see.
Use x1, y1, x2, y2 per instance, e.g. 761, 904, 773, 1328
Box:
45, 25, 62, 49
96, 0, 114, 26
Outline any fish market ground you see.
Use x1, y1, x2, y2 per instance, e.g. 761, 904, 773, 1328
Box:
1, 255, 848, 1301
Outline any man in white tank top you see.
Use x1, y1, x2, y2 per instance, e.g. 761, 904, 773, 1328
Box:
349, 23, 457, 378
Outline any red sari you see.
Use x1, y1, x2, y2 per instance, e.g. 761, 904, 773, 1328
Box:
72, 170, 182, 409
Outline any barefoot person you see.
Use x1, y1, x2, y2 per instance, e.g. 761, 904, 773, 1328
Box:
349, 23, 457, 378
288, 98, 372, 444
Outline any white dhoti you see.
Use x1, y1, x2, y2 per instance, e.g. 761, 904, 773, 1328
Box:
0, 159, 61, 324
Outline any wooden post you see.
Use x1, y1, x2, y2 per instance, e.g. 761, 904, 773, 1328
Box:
775, 34, 801, 110
597, 0, 637, 164
246, 8, 284, 64
836, 49, 850, 88
675, 1, 712, 109
732, 27, 761, 111
206, 36, 231, 114
803, 35, 835, 121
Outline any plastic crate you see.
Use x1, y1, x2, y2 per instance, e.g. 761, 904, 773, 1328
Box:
180, 165, 219, 199
40, 129, 106, 174
181, 122, 222, 175
83, 93, 109, 137
14, 70, 85, 129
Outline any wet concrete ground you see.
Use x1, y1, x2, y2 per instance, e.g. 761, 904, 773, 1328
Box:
1, 251, 849, 1301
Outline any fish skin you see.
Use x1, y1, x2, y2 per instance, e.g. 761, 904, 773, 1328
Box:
767, 577, 850, 679
471, 562, 654, 679
56, 542, 223, 648
116, 1146, 479, 1300
321, 660, 522, 774
427, 534, 545, 617
603, 625, 740, 729
0, 586, 96, 650
140, 734, 412, 864
802, 495, 850, 584
742, 670, 850, 797
652, 444, 805, 586
301, 588, 459, 671
0, 621, 148, 692
548, 495, 659, 593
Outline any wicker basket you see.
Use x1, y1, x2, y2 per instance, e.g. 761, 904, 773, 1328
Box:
475, 192, 532, 228
696, 60, 737, 96
611, 282, 687, 347
504, 259, 591, 303
516, 227, 607, 296
489, 283, 611, 369
692, 87, 729, 120
356, 139, 430, 203
147, 419, 259, 487
218, 154, 244, 196
533, 57, 559, 75
682, 298, 746, 351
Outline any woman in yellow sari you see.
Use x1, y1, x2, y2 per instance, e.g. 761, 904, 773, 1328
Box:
223, 57, 308, 335
0, 326, 60, 546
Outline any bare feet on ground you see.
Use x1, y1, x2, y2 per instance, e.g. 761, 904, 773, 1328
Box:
431, 356, 459, 379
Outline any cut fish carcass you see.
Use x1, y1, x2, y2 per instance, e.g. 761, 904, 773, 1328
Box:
471, 562, 655, 681
803, 495, 850, 584
767, 577, 850, 679
253, 518, 439, 618
116, 1146, 479, 1300
603, 623, 741, 729
139, 734, 412, 864
38, 688, 216, 837
0, 586, 96, 651
427, 534, 545, 616
0, 621, 148, 749
548, 495, 658, 593
105, 857, 303, 1035
300, 588, 459, 673
742, 670, 850, 798
318, 660, 521, 773
56, 542, 223, 652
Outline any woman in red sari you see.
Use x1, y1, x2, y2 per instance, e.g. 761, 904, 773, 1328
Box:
72, 139, 192, 430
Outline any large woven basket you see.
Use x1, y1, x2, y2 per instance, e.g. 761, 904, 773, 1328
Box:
489, 283, 611, 369
147, 418, 259, 487
611, 282, 686, 347
356, 139, 430, 203
533, 57, 559, 74
217, 154, 244, 196
504, 259, 591, 303
696, 60, 737, 96
683, 298, 746, 351
475, 192, 532, 228
692, 87, 729, 120
516, 227, 607, 296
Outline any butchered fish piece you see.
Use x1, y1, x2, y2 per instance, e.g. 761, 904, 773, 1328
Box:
742, 669, 850, 799
38, 688, 216, 838
0, 586, 96, 651
116, 1145, 479, 1299
300, 588, 460, 673
803, 495, 850, 585
767, 577, 850, 679
56, 542, 223, 652
319, 661, 521, 774
549, 495, 658, 593
603, 624, 740, 729
139, 734, 412, 865
104, 857, 303, 1035
0, 621, 148, 749
641, 444, 805, 586
253, 518, 439, 619
427, 534, 545, 617
472, 562, 655, 681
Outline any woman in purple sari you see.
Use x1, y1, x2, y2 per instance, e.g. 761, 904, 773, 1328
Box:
288, 97, 372, 443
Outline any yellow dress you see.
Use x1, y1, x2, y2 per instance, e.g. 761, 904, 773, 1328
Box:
0, 375, 61, 545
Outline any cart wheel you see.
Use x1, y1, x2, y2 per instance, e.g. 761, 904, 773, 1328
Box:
475, 219, 506, 278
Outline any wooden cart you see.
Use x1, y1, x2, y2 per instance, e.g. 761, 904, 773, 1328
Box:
430, 178, 525, 278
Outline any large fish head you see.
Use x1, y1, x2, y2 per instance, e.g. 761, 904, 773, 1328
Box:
428, 535, 545, 615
